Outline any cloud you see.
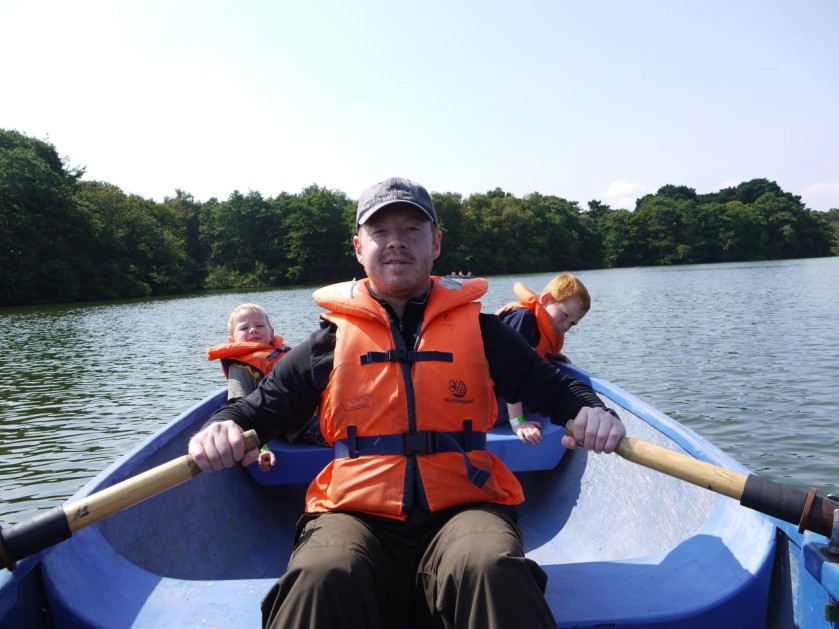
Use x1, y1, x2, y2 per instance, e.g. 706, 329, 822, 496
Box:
601, 180, 647, 210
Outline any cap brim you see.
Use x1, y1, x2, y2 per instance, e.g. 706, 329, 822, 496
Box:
357, 200, 436, 225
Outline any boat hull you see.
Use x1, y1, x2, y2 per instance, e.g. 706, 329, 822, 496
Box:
2, 365, 836, 627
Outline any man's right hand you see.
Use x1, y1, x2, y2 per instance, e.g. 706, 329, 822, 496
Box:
189, 420, 260, 472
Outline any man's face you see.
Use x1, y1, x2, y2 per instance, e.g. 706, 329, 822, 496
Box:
353, 203, 442, 303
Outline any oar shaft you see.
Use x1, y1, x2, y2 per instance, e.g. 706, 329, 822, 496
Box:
0, 429, 260, 571
565, 420, 837, 537
615, 436, 748, 500
63, 454, 205, 531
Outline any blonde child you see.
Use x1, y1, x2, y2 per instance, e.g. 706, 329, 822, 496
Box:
496, 273, 591, 444
207, 303, 291, 471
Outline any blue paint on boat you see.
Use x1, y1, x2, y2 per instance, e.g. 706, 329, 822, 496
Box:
1, 365, 837, 627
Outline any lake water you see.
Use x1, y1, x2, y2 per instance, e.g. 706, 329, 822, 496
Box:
1, 257, 837, 525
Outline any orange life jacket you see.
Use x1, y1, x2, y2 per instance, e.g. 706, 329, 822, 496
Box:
206, 335, 291, 380
307, 277, 524, 520
495, 282, 563, 360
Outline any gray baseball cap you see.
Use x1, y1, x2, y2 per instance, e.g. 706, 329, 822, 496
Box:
356, 177, 437, 226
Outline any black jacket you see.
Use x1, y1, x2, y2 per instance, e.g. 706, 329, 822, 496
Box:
211, 291, 606, 444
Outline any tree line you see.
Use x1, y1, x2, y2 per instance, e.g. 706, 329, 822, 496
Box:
2, 128, 837, 308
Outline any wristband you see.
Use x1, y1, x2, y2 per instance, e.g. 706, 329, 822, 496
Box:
509, 415, 526, 427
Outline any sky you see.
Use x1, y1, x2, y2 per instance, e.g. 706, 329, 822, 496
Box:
2, 0, 838, 211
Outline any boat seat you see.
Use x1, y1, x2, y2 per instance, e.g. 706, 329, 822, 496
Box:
247, 421, 566, 485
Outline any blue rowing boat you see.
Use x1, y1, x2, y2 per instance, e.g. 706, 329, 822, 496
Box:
1, 364, 837, 627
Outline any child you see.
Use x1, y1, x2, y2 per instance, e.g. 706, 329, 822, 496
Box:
208, 303, 328, 456
208, 303, 290, 401
495, 273, 591, 445
207, 303, 291, 471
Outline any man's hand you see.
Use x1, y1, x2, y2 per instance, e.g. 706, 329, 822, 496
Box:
188, 420, 261, 472
560, 407, 624, 454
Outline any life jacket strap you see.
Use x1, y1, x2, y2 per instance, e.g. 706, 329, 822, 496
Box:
267, 346, 291, 361
335, 421, 490, 488
359, 349, 454, 365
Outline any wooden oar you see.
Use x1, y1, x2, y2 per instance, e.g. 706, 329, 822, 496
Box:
565, 421, 838, 539
0, 430, 260, 571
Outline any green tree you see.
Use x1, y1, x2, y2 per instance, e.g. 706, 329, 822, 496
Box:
824, 208, 839, 255
717, 202, 768, 261
78, 182, 193, 296
491, 193, 545, 274
633, 194, 691, 265
537, 195, 600, 271
431, 191, 466, 275
710, 179, 785, 205
753, 192, 806, 259
4, 128, 836, 306
128, 195, 193, 294
657, 184, 697, 202
596, 209, 645, 267
201, 190, 276, 289
162, 190, 204, 290
0, 129, 93, 306
457, 188, 516, 274
75, 181, 152, 298
279, 185, 355, 284
585, 199, 612, 220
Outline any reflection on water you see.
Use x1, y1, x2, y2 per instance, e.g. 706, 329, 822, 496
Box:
1, 258, 837, 524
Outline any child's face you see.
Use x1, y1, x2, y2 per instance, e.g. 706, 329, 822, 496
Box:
544, 298, 586, 336
231, 312, 273, 344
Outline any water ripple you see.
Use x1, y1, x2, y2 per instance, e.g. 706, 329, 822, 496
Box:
1, 260, 837, 526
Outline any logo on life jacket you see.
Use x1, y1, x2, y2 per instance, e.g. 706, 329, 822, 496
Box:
445, 380, 474, 405
448, 380, 467, 398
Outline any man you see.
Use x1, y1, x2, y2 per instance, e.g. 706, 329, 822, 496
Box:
189, 176, 625, 628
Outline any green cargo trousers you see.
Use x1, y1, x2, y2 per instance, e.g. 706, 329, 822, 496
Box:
261, 505, 556, 628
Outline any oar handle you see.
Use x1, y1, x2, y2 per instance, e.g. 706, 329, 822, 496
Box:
564, 421, 838, 538
0, 429, 260, 571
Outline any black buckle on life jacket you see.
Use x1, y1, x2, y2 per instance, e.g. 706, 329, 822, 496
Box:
345, 425, 359, 458
462, 419, 474, 451
361, 349, 405, 364
360, 349, 454, 365
404, 430, 437, 456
